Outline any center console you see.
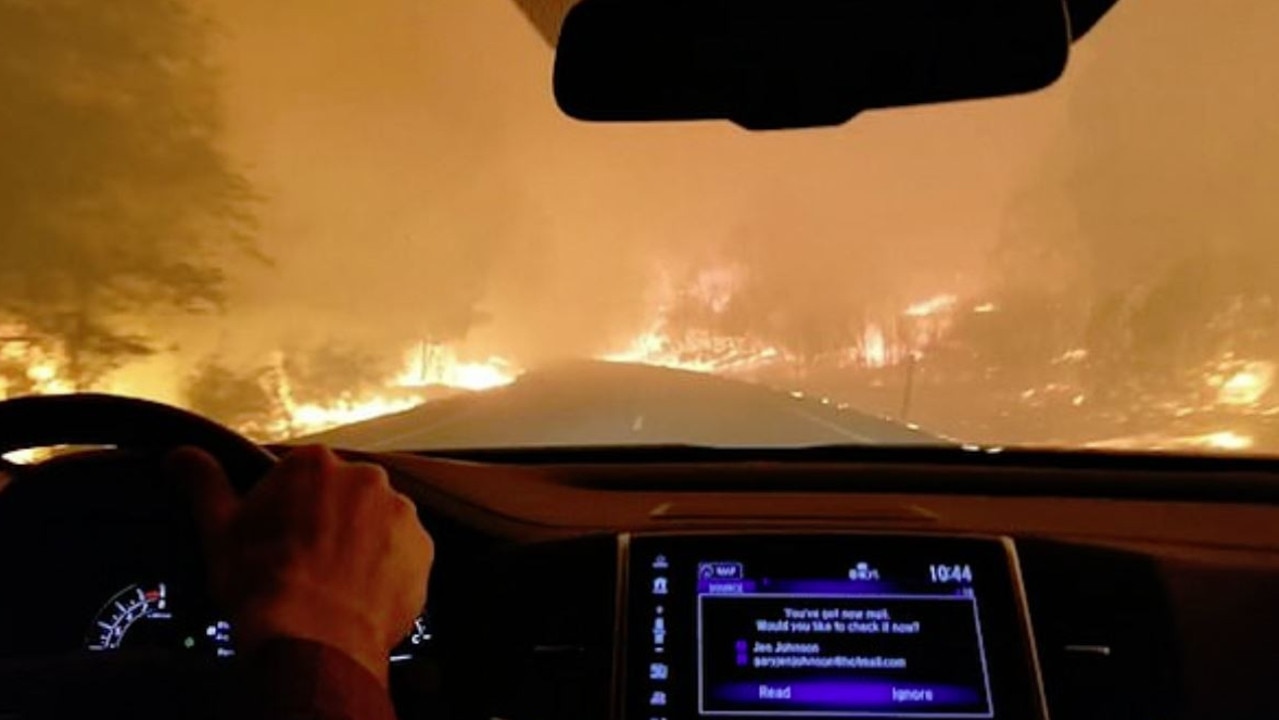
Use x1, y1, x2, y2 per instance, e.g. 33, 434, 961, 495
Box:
622, 534, 1046, 720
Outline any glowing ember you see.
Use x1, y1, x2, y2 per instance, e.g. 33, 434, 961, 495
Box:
859, 323, 889, 368
1054, 348, 1090, 364
904, 294, 959, 318
1210, 360, 1275, 407
1, 329, 76, 398
1199, 430, 1255, 451
1090, 429, 1256, 453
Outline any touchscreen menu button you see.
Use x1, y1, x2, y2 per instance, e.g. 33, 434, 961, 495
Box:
645, 553, 671, 719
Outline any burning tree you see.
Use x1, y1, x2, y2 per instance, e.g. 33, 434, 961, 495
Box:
0, 0, 257, 391
183, 345, 395, 441
182, 343, 508, 442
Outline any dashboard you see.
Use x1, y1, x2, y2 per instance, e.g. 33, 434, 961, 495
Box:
0, 453, 433, 663
1, 447, 1278, 719
79, 579, 430, 660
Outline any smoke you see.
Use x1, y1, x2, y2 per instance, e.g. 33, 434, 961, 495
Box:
183, 0, 1059, 377
998, 0, 1279, 367
115, 0, 1279, 448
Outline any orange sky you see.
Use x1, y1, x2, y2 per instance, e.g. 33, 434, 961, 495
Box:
164, 0, 1274, 379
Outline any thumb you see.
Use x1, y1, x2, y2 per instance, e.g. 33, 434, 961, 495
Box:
168, 446, 239, 542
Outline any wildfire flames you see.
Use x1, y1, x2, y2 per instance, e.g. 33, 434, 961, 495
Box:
602, 331, 785, 376
600, 265, 789, 375
2, 274, 1277, 454
599, 270, 956, 377
394, 343, 518, 392
904, 294, 959, 318
2, 258, 1006, 450
0, 324, 521, 446
0, 329, 75, 397
1208, 359, 1276, 408
248, 345, 521, 440
2, 275, 948, 446
252, 344, 521, 440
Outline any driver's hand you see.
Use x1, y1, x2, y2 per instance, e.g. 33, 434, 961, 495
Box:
170, 445, 434, 686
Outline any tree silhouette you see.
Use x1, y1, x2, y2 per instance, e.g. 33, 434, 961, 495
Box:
0, 0, 257, 388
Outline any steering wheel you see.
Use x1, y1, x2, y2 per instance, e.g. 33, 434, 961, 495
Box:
0, 393, 275, 492
0, 394, 276, 719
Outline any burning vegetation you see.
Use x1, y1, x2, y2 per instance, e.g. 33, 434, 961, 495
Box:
6, 259, 1279, 453
5, 0, 1279, 454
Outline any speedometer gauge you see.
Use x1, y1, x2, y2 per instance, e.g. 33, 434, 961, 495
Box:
86, 582, 174, 651
84, 581, 431, 660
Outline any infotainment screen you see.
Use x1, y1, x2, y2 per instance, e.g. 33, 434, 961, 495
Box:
624, 535, 1045, 720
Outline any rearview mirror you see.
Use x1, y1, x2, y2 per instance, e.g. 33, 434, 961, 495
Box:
554, 0, 1073, 130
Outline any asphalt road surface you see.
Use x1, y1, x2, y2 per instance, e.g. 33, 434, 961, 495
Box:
302, 361, 937, 452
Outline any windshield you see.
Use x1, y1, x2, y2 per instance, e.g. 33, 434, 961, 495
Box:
2, 0, 1277, 454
